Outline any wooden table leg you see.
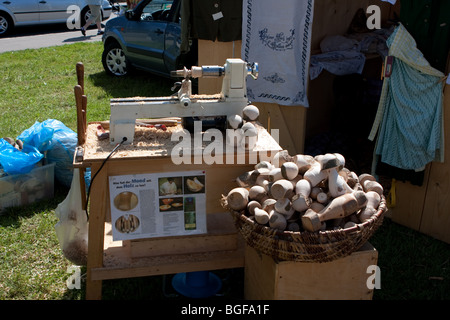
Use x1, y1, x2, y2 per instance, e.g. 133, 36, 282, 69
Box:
85, 162, 108, 300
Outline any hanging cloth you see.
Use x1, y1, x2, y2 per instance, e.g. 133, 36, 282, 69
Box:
369, 23, 446, 172
180, 0, 243, 53
241, 0, 314, 107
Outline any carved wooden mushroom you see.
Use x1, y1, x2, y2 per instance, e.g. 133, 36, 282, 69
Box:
301, 191, 368, 232
358, 191, 381, 222
226, 187, 249, 211
272, 150, 292, 168
303, 160, 327, 187
227, 114, 243, 129
248, 185, 269, 203
281, 161, 299, 180
247, 200, 262, 216
242, 104, 260, 121
254, 207, 270, 225
241, 122, 258, 150
269, 210, 287, 231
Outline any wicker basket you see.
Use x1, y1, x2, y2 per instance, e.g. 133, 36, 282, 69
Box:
222, 196, 387, 263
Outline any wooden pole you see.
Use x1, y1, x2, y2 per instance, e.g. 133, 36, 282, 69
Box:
74, 85, 86, 146
76, 62, 84, 94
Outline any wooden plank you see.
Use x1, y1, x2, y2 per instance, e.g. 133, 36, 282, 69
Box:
281, 105, 307, 154
256, 103, 307, 155
276, 243, 377, 300
130, 234, 237, 258
78, 167, 87, 210
244, 243, 378, 300
81, 95, 87, 139
74, 85, 85, 146
198, 39, 242, 94
419, 81, 450, 243
388, 166, 430, 231
91, 239, 245, 281
244, 245, 278, 300
129, 212, 238, 258
85, 162, 109, 300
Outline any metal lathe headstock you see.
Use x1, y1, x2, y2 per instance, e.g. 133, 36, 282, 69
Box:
109, 58, 258, 144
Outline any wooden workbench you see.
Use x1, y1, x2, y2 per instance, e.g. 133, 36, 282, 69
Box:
75, 121, 281, 300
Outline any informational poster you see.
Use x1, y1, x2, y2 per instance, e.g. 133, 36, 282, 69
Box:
109, 170, 206, 241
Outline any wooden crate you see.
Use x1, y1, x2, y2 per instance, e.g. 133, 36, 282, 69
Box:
244, 243, 378, 300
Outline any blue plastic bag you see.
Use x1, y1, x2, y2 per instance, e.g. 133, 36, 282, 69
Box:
18, 119, 77, 187
17, 121, 54, 152
0, 138, 44, 175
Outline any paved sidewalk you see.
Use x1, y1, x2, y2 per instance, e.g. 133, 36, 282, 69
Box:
0, 11, 122, 53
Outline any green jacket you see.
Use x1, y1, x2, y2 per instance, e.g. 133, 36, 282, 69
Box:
400, 0, 450, 72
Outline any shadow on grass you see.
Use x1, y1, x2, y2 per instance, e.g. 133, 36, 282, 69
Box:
67, 268, 245, 300
370, 218, 450, 300
88, 70, 176, 99
0, 181, 69, 228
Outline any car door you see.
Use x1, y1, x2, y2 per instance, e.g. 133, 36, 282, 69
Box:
124, 1, 173, 75
2, 0, 39, 24
38, 0, 80, 23
162, 0, 182, 73
163, 21, 181, 73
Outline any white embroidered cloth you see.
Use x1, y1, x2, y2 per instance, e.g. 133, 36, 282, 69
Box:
242, 0, 315, 107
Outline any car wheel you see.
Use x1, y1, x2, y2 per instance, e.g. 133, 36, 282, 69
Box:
80, 7, 90, 27
102, 42, 129, 77
81, 7, 103, 27
0, 13, 12, 37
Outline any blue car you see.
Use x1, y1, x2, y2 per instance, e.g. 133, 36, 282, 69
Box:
101, 0, 196, 77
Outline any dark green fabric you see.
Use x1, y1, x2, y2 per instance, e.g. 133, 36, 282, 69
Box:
400, 0, 450, 72
181, 0, 242, 53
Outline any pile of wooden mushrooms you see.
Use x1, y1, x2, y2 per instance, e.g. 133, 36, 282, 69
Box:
226, 104, 260, 150
226, 150, 384, 233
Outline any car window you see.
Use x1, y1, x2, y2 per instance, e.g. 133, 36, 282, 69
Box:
140, 0, 174, 22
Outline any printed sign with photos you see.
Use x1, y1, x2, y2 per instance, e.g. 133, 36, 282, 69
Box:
109, 171, 206, 241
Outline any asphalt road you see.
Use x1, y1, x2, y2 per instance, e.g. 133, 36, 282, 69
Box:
0, 14, 118, 53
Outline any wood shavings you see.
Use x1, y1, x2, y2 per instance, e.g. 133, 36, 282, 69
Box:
82, 121, 281, 162
83, 122, 182, 160
63, 238, 88, 266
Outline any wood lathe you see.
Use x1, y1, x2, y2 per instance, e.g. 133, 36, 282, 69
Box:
108, 58, 259, 145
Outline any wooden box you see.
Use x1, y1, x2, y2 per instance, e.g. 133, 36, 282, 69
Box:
244, 243, 378, 300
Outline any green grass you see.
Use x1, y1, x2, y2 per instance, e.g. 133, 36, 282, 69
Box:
0, 42, 173, 138
371, 218, 450, 300
1, 42, 450, 301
